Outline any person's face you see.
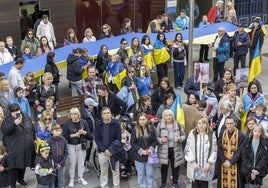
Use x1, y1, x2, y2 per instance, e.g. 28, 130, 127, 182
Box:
255, 108, 265, 117
159, 34, 165, 41
6, 38, 13, 46
45, 76, 53, 85
52, 129, 62, 137
224, 71, 232, 79
206, 87, 213, 95
166, 97, 174, 106
164, 113, 173, 123
238, 27, 244, 33
145, 38, 150, 45
218, 29, 224, 36
197, 119, 207, 133
252, 128, 262, 138
111, 56, 118, 63
87, 105, 94, 110
250, 84, 258, 94
101, 109, 112, 121
203, 16, 208, 22
43, 17, 48, 24
132, 39, 139, 47
70, 112, 79, 122
220, 106, 229, 115
128, 69, 135, 77
17, 62, 25, 70
98, 89, 106, 97
102, 46, 108, 54
102, 25, 108, 32
44, 115, 52, 125
228, 88, 236, 97
144, 98, 151, 106
69, 32, 75, 38
16, 90, 24, 98
176, 34, 182, 41
2, 81, 9, 92
41, 150, 50, 159
180, 12, 186, 18
126, 21, 131, 27
27, 31, 34, 38
247, 120, 256, 130
88, 68, 96, 79
11, 110, 21, 119
41, 38, 48, 45
138, 115, 147, 127
45, 102, 53, 110
121, 41, 128, 48
164, 15, 168, 22
140, 66, 146, 75
189, 94, 197, 105
225, 118, 235, 132
124, 58, 130, 65
0, 43, 5, 52
24, 48, 31, 55
161, 81, 168, 90
26, 75, 33, 82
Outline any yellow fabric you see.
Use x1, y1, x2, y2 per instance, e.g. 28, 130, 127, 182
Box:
35, 138, 47, 154
81, 66, 88, 79
143, 53, 154, 70
221, 128, 239, 188
153, 48, 170, 65
104, 69, 127, 90
240, 111, 248, 133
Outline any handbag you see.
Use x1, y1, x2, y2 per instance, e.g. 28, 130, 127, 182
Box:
193, 169, 213, 181
147, 152, 159, 165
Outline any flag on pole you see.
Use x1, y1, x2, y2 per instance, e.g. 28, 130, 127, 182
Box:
248, 39, 262, 83
171, 92, 185, 128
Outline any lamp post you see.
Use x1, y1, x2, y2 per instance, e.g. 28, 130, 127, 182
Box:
188, 0, 195, 77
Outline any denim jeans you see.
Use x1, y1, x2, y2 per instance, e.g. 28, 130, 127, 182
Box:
70, 80, 83, 96
173, 61, 185, 87
55, 166, 65, 188
134, 160, 154, 188
42, 183, 54, 188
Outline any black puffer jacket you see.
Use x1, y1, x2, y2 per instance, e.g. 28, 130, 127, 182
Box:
241, 137, 268, 185
35, 155, 55, 185
66, 54, 83, 82
96, 53, 111, 76
45, 61, 60, 84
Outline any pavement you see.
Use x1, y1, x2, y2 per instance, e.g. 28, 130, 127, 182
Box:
19, 34, 268, 188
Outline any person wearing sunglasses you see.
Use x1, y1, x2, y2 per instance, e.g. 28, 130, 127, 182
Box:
99, 24, 113, 40
36, 110, 56, 143
21, 28, 40, 57
117, 38, 129, 62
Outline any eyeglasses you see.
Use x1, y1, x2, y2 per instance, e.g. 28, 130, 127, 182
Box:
123, 42, 128, 45
103, 27, 108, 29
44, 118, 51, 121
28, 33, 33, 35
128, 71, 134, 73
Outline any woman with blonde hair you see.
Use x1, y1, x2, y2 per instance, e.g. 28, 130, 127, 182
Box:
156, 109, 185, 188
130, 112, 158, 188
35, 72, 58, 112
62, 107, 91, 187
241, 124, 268, 187
244, 116, 257, 137
82, 28, 96, 42
185, 116, 217, 187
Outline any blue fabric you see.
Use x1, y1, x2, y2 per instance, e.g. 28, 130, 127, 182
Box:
173, 62, 185, 87
216, 33, 230, 62
175, 16, 190, 30
134, 160, 154, 188
106, 62, 124, 77
116, 86, 135, 110
243, 93, 265, 112
36, 124, 51, 140
136, 76, 152, 96
10, 97, 31, 117
0, 22, 238, 77
153, 39, 165, 49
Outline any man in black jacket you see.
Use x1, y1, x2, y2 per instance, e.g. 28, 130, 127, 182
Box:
94, 107, 121, 188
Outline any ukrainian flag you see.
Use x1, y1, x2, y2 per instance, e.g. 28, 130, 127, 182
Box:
153, 39, 170, 65
248, 39, 262, 83
171, 92, 185, 129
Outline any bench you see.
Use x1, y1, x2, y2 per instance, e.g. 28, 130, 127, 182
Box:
56, 95, 85, 126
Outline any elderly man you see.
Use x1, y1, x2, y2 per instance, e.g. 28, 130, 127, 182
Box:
81, 66, 103, 102
36, 14, 57, 50
146, 15, 164, 33
233, 24, 250, 75
210, 26, 230, 82
0, 41, 13, 65
217, 115, 245, 188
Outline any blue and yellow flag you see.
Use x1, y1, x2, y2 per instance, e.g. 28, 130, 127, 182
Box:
248, 40, 262, 83
171, 92, 185, 128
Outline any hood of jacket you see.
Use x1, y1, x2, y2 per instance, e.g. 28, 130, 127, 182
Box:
13, 86, 23, 98
67, 54, 79, 65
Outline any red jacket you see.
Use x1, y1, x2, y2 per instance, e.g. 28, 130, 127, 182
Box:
207, 6, 217, 24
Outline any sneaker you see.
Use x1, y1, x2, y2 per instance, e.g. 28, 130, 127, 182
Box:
78, 178, 88, 185
173, 183, 180, 188
159, 184, 166, 188
17, 180, 27, 186
68, 179, 74, 187
121, 171, 128, 177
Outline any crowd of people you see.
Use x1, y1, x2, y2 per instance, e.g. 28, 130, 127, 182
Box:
0, 0, 267, 188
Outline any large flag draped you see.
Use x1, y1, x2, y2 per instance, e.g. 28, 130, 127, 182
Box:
248, 40, 262, 83
171, 92, 185, 128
